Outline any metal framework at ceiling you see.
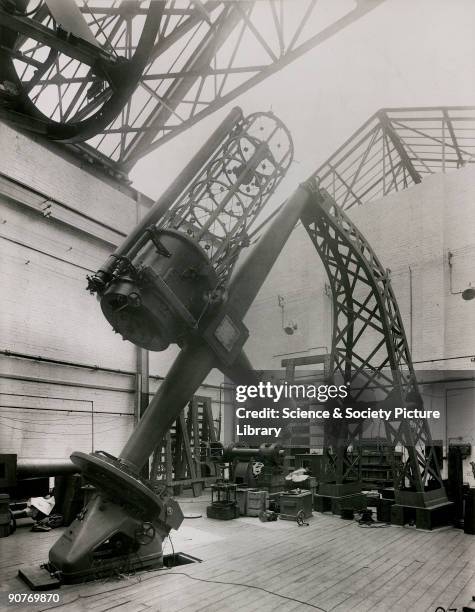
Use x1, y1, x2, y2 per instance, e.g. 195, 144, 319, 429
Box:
0, 0, 386, 177
301, 185, 444, 495
0, 0, 163, 143
314, 106, 475, 210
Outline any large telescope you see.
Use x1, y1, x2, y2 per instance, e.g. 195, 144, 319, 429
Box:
45, 107, 312, 583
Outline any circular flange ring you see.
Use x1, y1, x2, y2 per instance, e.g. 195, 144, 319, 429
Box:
0, 1, 162, 142
71, 451, 163, 517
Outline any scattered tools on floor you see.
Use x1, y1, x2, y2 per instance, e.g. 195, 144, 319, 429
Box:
259, 509, 278, 522
296, 510, 310, 527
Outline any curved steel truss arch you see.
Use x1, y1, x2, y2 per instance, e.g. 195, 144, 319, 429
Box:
0, 0, 163, 142
301, 186, 444, 493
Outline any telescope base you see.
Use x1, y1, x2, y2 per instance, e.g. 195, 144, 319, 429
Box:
25, 452, 184, 586
47, 493, 164, 584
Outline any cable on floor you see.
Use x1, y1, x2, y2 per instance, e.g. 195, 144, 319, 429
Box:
154, 571, 329, 611
38, 565, 328, 612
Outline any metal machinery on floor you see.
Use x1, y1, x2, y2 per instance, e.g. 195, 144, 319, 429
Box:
211, 442, 286, 493
35, 105, 452, 585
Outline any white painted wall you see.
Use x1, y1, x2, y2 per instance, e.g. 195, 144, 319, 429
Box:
0, 123, 223, 460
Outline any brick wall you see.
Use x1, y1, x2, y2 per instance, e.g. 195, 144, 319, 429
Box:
0, 124, 223, 460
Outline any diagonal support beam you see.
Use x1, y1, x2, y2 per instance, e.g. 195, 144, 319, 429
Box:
443, 108, 464, 167
378, 110, 422, 184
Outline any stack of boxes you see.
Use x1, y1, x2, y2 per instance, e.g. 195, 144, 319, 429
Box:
279, 490, 313, 521
246, 490, 268, 517
235, 487, 269, 517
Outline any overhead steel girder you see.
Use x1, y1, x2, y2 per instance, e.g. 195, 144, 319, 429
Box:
0, 11, 110, 66
0, 0, 164, 142
120, 0, 387, 171
315, 106, 475, 211
1, 0, 387, 174
300, 186, 444, 493
119, 2, 244, 171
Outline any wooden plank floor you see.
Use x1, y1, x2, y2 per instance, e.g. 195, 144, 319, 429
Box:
1, 493, 474, 612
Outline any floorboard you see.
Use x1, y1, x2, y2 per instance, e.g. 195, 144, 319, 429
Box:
0, 493, 474, 612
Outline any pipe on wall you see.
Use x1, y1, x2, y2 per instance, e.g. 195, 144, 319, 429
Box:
0, 349, 225, 390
